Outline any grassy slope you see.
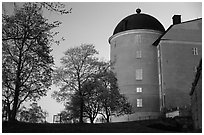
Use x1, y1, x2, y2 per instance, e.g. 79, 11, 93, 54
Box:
2, 119, 196, 133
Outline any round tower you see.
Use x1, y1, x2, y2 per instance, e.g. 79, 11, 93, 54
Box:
109, 9, 165, 122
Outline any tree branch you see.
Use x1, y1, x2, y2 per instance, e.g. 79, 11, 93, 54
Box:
6, 48, 19, 64
20, 66, 34, 87
17, 91, 30, 110
99, 112, 107, 120
2, 37, 22, 41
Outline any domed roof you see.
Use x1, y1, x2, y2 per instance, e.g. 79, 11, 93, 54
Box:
113, 9, 165, 35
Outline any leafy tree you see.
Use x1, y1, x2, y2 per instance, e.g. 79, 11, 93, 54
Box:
52, 44, 101, 123
19, 103, 48, 123
2, 3, 59, 121
57, 61, 132, 123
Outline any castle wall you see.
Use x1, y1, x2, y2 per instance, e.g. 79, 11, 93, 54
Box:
158, 19, 202, 110
159, 40, 202, 109
109, 30, 163, 119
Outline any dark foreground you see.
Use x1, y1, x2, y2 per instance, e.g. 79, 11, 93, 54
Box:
2, 118, 200, 133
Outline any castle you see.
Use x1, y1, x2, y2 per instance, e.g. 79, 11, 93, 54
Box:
109, 9, 202, 122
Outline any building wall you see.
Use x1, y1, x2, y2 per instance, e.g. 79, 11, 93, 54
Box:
190, 61, 202, 130
109, 29, 162, 120
158, 19, 202, 110
159, 41, 201, 109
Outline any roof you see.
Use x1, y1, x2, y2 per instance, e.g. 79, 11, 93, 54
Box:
113, 11, 165, 35
153, 18, 202, 46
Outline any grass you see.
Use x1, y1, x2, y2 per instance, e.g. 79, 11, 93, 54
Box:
2, 119, 199, 133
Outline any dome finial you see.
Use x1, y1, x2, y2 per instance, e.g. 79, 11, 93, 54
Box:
136, 8, 141, 14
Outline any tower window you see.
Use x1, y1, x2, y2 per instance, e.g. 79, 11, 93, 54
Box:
136, 51, 142, 58
136, 87, 142, 92
137, 99, 143, 107
136, 69, 143, 80
192, 48, 198, 55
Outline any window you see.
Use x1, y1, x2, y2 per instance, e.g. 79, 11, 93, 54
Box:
137, 99, 142, 107
136, 51, 142, 58
136, 69, 143, 80
192, 48, 198, 55
136, 87, 142, 92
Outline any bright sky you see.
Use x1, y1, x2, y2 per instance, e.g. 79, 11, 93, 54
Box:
2, 2, 202, 123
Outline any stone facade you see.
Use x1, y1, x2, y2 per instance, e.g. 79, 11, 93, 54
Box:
190, 60, 202, 130
109, 30, 163, 121
157, 19, 202, 111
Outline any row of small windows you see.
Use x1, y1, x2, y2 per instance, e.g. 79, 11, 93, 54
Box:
114, 46, 198, 56
137, 48, 198, 58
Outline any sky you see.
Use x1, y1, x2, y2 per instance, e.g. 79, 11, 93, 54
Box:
2, 2, 202, 123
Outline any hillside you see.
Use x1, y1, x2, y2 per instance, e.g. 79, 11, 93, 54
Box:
2, 118, 199, 133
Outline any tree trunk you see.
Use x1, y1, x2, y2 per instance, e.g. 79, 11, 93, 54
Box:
79, 95, 84, 123
10, 41, 24, 122
90, 117, 94, 124
6, 102, 12, 121
78, 76, 84, 123
106, 115, 110, 123
105, 107, 110, 123
10, 62, 21, 122
77, 71, 84, 123
10, 85, 20, 122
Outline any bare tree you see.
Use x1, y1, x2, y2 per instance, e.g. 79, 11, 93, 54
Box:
2, 3, 59, 121
52, 44, 103, 123
53, 56, 132, 123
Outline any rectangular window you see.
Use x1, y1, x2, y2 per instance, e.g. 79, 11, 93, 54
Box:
192, 48, 198, 55
137, 99, 142, 107
136, 87, 142, 92
136, 69, 143, 80
136, 51, 142, 58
